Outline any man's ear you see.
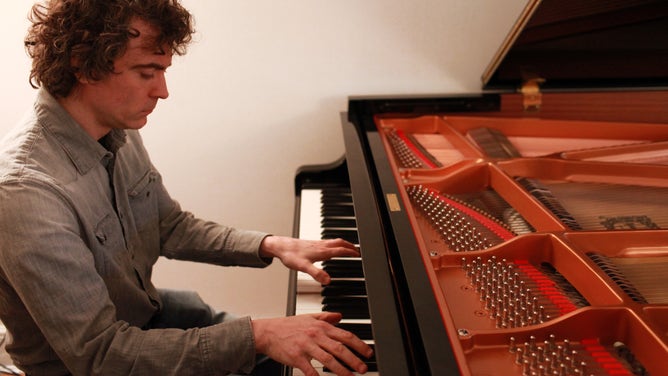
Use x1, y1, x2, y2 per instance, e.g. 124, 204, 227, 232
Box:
70, 56, 90, 84
74, 72, 91, 84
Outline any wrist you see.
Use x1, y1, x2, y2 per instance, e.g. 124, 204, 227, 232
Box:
251, 318, 269, 353
259, 235, 276, 258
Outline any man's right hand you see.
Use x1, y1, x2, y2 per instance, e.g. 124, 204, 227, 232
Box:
251, 312, 373, 376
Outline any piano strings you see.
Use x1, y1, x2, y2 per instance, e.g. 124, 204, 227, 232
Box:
386, 128, 443, 169
467, 127, 522, 158
449, 188, 534, 235
534, 181, 668, 231
516, 177, 582, 231
464, 127, 668, 232
385, 127, 475, 169
587, 253, 668, 304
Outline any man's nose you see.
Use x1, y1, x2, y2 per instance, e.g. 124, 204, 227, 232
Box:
152, 72, 169, 99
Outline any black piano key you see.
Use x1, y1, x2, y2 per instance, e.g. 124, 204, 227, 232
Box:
321, 280, 366, 296
321, 195, 352, 204
322, 295, 368, 307
321, 201, 353, 210
321, 205, 355, 217
321, 191, 353, 204
324, 306, 369, 319
323, 299, 370, 319
323, 258, 362, 267
322, 268, 364, 279
321, 188, 351, 196
321, 218, 357, 228
323, 259, 364, 278
363, 362, 378, 372
321, 229, 359, 244
321, 186, 352, 195
336, 322, 373, 340
321, 190, 352, 201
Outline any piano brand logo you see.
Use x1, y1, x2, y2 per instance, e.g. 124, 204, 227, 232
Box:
599, 215, 659, 230
386, 194, 401, 212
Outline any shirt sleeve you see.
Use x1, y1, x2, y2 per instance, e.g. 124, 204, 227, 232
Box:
122, 131, 273, 268
0, 179, 259, 375
152, 174, 273, 267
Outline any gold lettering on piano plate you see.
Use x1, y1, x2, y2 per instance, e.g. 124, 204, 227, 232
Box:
386, 193, 402, 212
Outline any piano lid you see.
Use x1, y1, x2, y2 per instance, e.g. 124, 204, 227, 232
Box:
481, 0, 668, 91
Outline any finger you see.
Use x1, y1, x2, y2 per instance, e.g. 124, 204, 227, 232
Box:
310, 346, 356, 376
294, 357, 320, 376
329, 326, 374, 359
311, 311, 343, 324
310, 315, 373, 359
303, 262, 331, 285
334, 246, 361, 258
320, 339, 369, 375
324, 238, 354, 246
315, 246, 359, 261
328, 238, 359, 253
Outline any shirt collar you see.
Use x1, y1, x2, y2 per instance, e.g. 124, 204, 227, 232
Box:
35, 88, 127, 175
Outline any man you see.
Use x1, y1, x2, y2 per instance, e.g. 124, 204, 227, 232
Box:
0, 1, 372, 375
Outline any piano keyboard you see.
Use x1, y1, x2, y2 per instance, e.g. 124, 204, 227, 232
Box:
295, 188, 378, 375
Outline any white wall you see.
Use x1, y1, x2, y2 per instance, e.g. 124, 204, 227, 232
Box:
1, 0, 527, 318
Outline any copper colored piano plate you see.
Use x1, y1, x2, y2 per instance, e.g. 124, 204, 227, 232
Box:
505, 136, 644, 158
443, 115, 668, 160
562, 140, 668, 165
375, 113, 668, 375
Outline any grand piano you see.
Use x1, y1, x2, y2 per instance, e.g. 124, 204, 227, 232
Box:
287, 0, 668, 375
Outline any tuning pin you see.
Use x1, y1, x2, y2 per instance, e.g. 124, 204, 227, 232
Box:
509, 336, 516, 353
515, 346, 524, 365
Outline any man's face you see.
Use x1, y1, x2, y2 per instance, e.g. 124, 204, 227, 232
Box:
74, 18, 172, 139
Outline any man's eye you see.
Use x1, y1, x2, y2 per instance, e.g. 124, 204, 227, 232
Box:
140, 72, 155, 79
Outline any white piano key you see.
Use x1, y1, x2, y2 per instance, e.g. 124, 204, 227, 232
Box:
298, 189, 324, 241
298, 189, 326, 292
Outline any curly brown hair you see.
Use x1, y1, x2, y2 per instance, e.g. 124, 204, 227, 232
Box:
25, 0, 195, 98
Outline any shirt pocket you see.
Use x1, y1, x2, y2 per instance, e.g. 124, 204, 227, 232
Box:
93, 212, 131, 276
127, 169, 160, 264
128, 169, 159, 201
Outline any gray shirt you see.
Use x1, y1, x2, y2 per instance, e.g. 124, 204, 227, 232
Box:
0, 89, 271, 375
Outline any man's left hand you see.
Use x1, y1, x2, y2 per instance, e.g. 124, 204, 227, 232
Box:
260, 236, 359, 285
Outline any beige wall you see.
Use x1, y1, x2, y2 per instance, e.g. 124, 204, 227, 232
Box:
0, 0, 528, 318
